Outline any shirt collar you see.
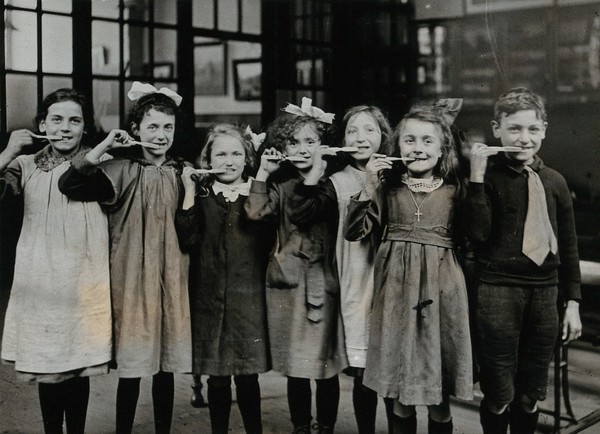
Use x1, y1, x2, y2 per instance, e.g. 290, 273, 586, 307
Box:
498, 153, 544, 174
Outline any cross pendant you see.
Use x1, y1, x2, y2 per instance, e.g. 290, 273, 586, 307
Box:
415, 209, 422, 222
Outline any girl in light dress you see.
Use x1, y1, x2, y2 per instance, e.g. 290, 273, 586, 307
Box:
0, 88, 112, 433
345, 104, 473, 434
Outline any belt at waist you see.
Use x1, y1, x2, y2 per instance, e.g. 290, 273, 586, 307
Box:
382, 223, 454, 249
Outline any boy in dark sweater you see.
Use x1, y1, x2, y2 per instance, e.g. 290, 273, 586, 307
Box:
466, 87, 582, 434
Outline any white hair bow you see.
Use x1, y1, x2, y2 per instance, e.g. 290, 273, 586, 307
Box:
245, 126, 266, 151
127, 81, 183, 106
282, 97, 335, 124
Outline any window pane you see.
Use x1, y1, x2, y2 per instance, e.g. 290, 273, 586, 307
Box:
9, 0, 36, 9
5, 11, 37, 72
242, 0, 261, 34
124, 25, 149, 77
218, 0, 238, 31
92, 0, 120, 19
193, 0, 214, 28
94, 79, 121, 132
124, 0, 149, 21
92, 21, 121, 76
42, 15, 73, 74
41, 0, 71, 13
7, 74, 37, 130
43, 76, 72, 96
154, 29, 177, 79
155, 0, 176, 24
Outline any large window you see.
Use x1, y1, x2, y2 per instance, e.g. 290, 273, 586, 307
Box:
2, 0, 74, 131
91, 0, 179, 131
1, 0, 263, 134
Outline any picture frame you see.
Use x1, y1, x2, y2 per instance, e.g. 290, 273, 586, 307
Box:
194, 42, 227, 96
233, 59, 262, 101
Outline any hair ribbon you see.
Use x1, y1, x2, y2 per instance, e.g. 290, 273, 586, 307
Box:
127, 81, 183, 106
245, 126, 266, 151
282, 97, 335, 124
433, 98, 463, 125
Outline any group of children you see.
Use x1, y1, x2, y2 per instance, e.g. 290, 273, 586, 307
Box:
0, 83, 582, 434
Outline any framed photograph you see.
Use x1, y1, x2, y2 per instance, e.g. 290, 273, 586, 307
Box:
466, 0, 551, 14
233, 59, 261, 101
194, 42, 227, 96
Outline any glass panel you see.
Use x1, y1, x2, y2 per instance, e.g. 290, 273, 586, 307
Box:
4, 10, 37, 72
124, 25, 149, 77
43, 76, 72, 96
6, 74, 37, 130
194, 40, 227, 96
92, 20, 120, 75
94, 79, 121, 132
193, 0, 214, 28
218, 0, 238, 31
242, 0, 261, 34
92, 0, 120, 19
123, 0, 149, 21
8, 0, 36, 8
42, 15, 73, 74
154, 0, 176, 24
41, 0, 71, 13
154, 29, 177, 79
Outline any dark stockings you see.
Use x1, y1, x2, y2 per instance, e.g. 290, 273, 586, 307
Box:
116, 371, 174, 434
38, 377, 90, 434
352, 375, 378, 434
207, 374, 262, 434
287, 375, 340, 429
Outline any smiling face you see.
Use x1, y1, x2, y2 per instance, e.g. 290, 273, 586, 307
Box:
38, 100, 84, 156
209, 135, 246, 185
132, 108, 175, 164
399, 118, 443, 179
492, 109, 547, 165
345, 111, 382, 163
285, 123, 320, 173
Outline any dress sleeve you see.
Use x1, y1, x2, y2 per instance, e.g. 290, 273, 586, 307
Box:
289, 179, 337, 226
58, 166, 115, 203
465, 180, 492, 243
344, 186, 385, 241
0, 158, 23, 199
175, 201, 204, 252
244, 179, 281, 222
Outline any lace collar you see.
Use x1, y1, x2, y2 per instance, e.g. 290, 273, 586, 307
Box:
34, 145, 90, 172
401, 174, 444, 193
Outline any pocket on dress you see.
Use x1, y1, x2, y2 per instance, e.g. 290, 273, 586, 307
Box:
266, 252, 303, 289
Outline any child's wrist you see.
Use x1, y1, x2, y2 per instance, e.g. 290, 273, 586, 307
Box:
256, 168, 270, 182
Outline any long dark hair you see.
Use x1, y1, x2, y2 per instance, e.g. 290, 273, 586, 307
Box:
34, 88, 96, 145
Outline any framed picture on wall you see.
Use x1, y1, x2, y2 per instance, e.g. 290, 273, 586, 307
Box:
233, 59, 261, 101
194, 42, 227, 96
